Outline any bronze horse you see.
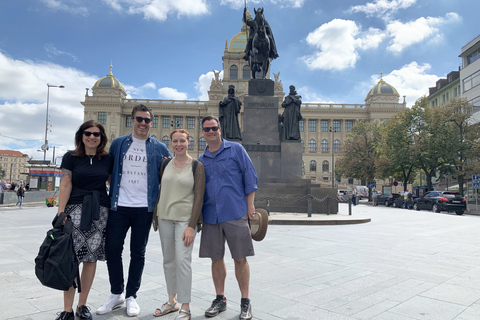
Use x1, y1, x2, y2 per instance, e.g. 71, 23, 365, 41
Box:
248, 8, 270, 79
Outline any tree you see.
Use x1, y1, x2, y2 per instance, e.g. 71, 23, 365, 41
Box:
337, 120, 382, 187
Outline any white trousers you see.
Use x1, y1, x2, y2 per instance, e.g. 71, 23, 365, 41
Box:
157, 218, 196, 303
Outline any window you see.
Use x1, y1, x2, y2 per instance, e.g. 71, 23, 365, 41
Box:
230, 65, 238, 80
126, 116, 132, 127
308, 139, 316, 152
333, 139, 340, 152
152, 116, 158, 128
308, 120, 316, 132
98, 112, 107, 124
188, 137, 194, 149
310, 160, 317, 172
463, 69, 480, 92
321, 120, 329, 132
174, 117, 183, 128
243, 65, 251, 80
333, 120, 341, 132
187, 117, 195, 129
199, 137, 206, 150
322, 160, 329, 172
345, 120, 354, 132
299, 120, 304, 132
348, 178, 354, 184
163, 116, 171, 128
301, 139, 304, 152
162, 136, 170, 148
321, 139, 328, 152
467, 48, 480, 66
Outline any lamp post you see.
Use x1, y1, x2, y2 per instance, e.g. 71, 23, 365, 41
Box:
330, 126, 337, 188
43, 84, 65, 162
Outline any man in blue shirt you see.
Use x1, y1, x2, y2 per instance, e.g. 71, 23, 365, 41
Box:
96, 104, 171, 317
198, 116, 258, 320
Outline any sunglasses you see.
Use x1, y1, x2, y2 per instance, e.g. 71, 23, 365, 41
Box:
135, 116, 152, 124
83, 131, 101, 137
202, 126, 220, 132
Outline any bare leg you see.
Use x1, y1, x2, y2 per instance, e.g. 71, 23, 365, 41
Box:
78, 262, 97, 306
234, 258, 250, 299
211, 258, 226, 295
63, 286, 75, 312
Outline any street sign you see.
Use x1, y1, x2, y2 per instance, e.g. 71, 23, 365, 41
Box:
474, 182, 479, 189
473, 175, 479, 181
393, 181, 398, 186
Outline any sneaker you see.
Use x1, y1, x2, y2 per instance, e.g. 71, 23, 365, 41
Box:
126, 296, 140, 317
96, 293, 125, 315
205, 296, 227, 318
239, 299, 252, 320
55, 311, 74, 320
76, 305, 92, 320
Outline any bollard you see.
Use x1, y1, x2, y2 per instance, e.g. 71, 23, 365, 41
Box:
307, 195, 312, 217
266, 199, 270, 215
349, 198, 352, 215
327, 197, 330, 215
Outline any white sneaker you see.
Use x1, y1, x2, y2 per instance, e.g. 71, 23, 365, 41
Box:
96, 293, 125, 315
126, 296, 140, 317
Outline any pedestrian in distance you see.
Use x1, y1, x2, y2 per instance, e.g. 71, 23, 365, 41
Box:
152, 129, 205, 320
371, 187, 378, 207
198, 116, 258, 320
97, 104, 171, 318
16, 184, 25, 208
54, 120, 113, 320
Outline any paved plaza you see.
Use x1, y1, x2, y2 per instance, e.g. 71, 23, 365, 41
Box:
2, 203, 480, 320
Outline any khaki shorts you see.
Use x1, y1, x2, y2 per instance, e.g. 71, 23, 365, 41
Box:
199, 213, 255, 260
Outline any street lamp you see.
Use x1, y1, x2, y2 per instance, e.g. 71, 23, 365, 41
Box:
330, 126, 337, 188
43, 84, 65, 162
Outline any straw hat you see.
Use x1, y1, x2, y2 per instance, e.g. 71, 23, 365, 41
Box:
250, 208, 269, 241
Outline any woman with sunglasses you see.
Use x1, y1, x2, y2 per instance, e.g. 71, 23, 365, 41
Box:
55, 120, 113, 320
152, 129, 205, 320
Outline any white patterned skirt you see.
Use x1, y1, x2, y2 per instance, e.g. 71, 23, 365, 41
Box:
65, 204, 109, 263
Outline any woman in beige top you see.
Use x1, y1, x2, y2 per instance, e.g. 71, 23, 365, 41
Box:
153, 129, 205, 320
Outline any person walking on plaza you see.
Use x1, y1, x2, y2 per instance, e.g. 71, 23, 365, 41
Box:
371, 187, 378, 207
407, 190, 413, 209
152, 129, 205, 320
16, 184, 25, 208
96, 105, 171, 317
198, 116, 258, 320
54, 120, 113, 320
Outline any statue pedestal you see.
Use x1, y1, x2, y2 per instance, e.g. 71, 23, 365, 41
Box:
281, 141, 303, 179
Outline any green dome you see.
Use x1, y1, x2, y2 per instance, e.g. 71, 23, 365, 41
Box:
365, 74, 399, 100
93, 65, 126, 94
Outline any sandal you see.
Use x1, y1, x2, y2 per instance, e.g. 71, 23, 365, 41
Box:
153, 301, 179, 317
174, 309, 191, 320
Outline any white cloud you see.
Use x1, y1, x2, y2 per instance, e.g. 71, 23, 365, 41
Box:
41, 0, 89, 16
220, 0, 305, 9
44, 44, 79, 62
349, 0, 416, 19
372, 62, 439, 107
195, 70, 223, 101
297, 86, 334, 104
124, 82, 157, 97
386, 12, 460, 54
302, 19, 384, 71
158, 87, 188, 100
103, 0, 209, 21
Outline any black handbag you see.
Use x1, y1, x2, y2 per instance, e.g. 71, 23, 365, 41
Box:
34, 212, 81, 292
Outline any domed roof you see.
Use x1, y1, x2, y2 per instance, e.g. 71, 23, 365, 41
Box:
93, 65, 126, 94
228, 8, 252, 52
365, 72, 399, 100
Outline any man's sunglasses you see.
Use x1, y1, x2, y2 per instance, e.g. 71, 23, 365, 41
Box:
202, 126, 220, 132
135, 116, 152, 124
83, 131, 101, 137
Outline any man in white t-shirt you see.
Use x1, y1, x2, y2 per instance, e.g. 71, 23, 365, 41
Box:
97, 105, 171, 317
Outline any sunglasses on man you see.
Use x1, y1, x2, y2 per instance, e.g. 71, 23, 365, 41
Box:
202, 126, 220, 132
135, 116, 152, 124
83, 131, 101, 137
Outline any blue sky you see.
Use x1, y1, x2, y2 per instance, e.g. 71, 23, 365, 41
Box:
0, 0, 478, 161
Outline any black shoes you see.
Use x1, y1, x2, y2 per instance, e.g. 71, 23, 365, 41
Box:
55, 311, 74, 320
239, 299, 252, 320
76, 305, 93, 320
205, 296, 227, 318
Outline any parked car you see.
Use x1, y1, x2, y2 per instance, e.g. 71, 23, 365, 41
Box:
413, 191, 466, 215
377, 193, 401, 207
393, 193, 417, 209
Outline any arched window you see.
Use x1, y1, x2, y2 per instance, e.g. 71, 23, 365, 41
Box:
188, 137, 194, 149
321, 139, 328, 152
162, 136, 170, 148
230, 65, 238, 80
308, 139, 316, 152
310, 160, 317, 172
333, 139, 340, 152
199, 137, 206, 150
322, 160, 329, 172
243, 65, 251, 80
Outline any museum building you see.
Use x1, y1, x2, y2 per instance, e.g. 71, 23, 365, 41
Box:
82, 11, 406, 187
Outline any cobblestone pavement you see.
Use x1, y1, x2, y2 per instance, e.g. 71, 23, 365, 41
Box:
2, 203, 480, 320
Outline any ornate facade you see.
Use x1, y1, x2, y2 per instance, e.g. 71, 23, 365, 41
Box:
82, 12, 405, 187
